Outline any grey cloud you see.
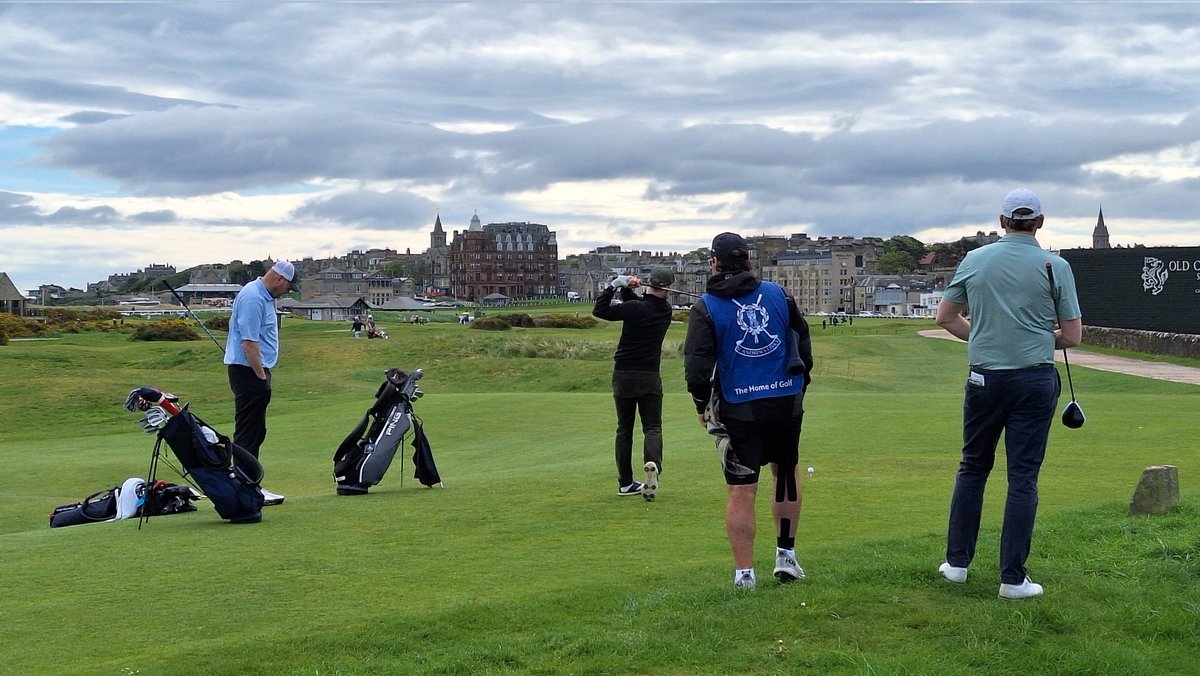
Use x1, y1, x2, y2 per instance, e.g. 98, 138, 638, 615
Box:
0, 75, 212, 113
131, 210, 178, 224
0, 190, 137, 228
46, 205, 120, 225
0, 191, 42, 224
292, 189, 437, 230
60, 111, 130, 125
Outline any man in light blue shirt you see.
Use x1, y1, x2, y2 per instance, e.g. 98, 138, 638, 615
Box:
225, 260, 300, 505
935, 188, 1081, 600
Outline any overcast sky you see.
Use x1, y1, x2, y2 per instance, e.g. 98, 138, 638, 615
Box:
4, 2, 1200, 292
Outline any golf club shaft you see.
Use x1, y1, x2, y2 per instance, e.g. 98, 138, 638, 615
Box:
164, 281, 226, 353
1045, 263, 1077, 399
647, 284, 703, 299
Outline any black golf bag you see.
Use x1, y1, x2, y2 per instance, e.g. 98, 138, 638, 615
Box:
125, 387, 265, 523
49, 480, 201, 528
333, 368, 441, 495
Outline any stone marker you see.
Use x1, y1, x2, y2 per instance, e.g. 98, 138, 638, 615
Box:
1128, 465, 1180, 516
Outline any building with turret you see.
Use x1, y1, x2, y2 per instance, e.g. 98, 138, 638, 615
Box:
448, 214, 560, 301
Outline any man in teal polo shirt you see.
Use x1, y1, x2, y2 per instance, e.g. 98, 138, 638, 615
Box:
225, 260, 300, 506
935, 188, 1081, 599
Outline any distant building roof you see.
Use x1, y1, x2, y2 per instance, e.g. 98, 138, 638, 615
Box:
376, 296, 433, 311
286, 294, 368, 309
175, 283, 244, 293
0, 272, 24, 302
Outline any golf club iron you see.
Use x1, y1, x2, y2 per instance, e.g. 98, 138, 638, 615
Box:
163, 281, 226, 354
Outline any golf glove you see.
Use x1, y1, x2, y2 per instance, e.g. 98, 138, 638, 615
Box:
610, 275, 629, 289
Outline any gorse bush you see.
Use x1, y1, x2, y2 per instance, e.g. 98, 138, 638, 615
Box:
498, 313, 536, 328
532, 313, 598, 329
470, 317, 512, 331
0, 313, 50, 339
43, 308, 122, 323
0, 314, 51, 341
129, 318, 201, 342
56, 320, 124, 334
204, 315, 230, 331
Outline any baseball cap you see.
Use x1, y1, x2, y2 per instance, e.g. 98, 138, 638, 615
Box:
710, 232, 750, 259
271, 260, 302, 292
1001, 188, 1042, 220
650, 267, 675, 287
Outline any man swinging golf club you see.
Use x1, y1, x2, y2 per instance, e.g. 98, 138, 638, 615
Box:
593, 268, 676, 500
225, 260, 300, 506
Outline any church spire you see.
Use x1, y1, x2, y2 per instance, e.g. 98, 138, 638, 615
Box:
1092, 206, 1111, 249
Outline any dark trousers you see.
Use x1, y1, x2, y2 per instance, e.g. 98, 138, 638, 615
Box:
612, 370, 664, 487
946, 366, 1059, 584
228, 364, 272, 459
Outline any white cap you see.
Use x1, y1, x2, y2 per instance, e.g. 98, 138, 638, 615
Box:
1001, 188, 1042, 220
271, 260, 301, 291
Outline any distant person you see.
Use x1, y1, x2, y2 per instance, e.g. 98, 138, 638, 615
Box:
352, 316, 363, 339
224, 260, 300, 506
593, 268, 675, 500
366, 314, 377, 335
684, 233, 813, 589
935, 188, 1081, 600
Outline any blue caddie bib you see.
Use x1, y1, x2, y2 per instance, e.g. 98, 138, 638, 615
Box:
704, 282, 805, 404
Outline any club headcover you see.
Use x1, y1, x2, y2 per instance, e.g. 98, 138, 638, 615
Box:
1061, 400, 1086, 429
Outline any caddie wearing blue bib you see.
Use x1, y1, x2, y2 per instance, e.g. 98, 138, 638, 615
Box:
684, 232, 814, 590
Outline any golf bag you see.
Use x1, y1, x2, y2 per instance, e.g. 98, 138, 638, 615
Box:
333, 368, 441, 495
49, 479, 201, 528
125, 387, 265, 523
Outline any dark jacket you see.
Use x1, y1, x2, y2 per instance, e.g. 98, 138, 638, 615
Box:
593, 286, 674, 372
683, 271, 813, 420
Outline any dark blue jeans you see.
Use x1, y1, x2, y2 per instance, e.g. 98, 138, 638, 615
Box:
612, 370, 663, 487
946, 365, 1060, 584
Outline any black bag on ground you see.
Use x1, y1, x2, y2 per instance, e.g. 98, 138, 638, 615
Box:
141, 481, 203, 517
49, 487, 119, 527
158, 408, 264, 522
49, 480, 200, 528
333, 368, 439, 494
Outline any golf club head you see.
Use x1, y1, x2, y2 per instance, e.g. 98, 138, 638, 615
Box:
1061, 400, 1086, 429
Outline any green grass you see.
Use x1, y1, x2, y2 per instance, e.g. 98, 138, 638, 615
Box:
1, 316, 1198, 674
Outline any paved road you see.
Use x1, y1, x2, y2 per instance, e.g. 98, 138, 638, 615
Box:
919, 329, 1200, 386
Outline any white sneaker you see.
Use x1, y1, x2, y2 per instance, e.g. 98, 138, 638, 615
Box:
641, 462, 659, 502
773, 548, 805, 582
998, 577, 1044, 599
617, 482, 644, 496
259, 487, 285, 506
939, 562, 968, 584
115, 477, 146, 520
734, 570, 756, 590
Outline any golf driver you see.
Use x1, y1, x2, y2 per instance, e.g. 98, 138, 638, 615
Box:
1046, 262, 1085, 429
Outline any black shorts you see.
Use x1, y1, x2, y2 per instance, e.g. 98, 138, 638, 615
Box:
722, 415, 802, 485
